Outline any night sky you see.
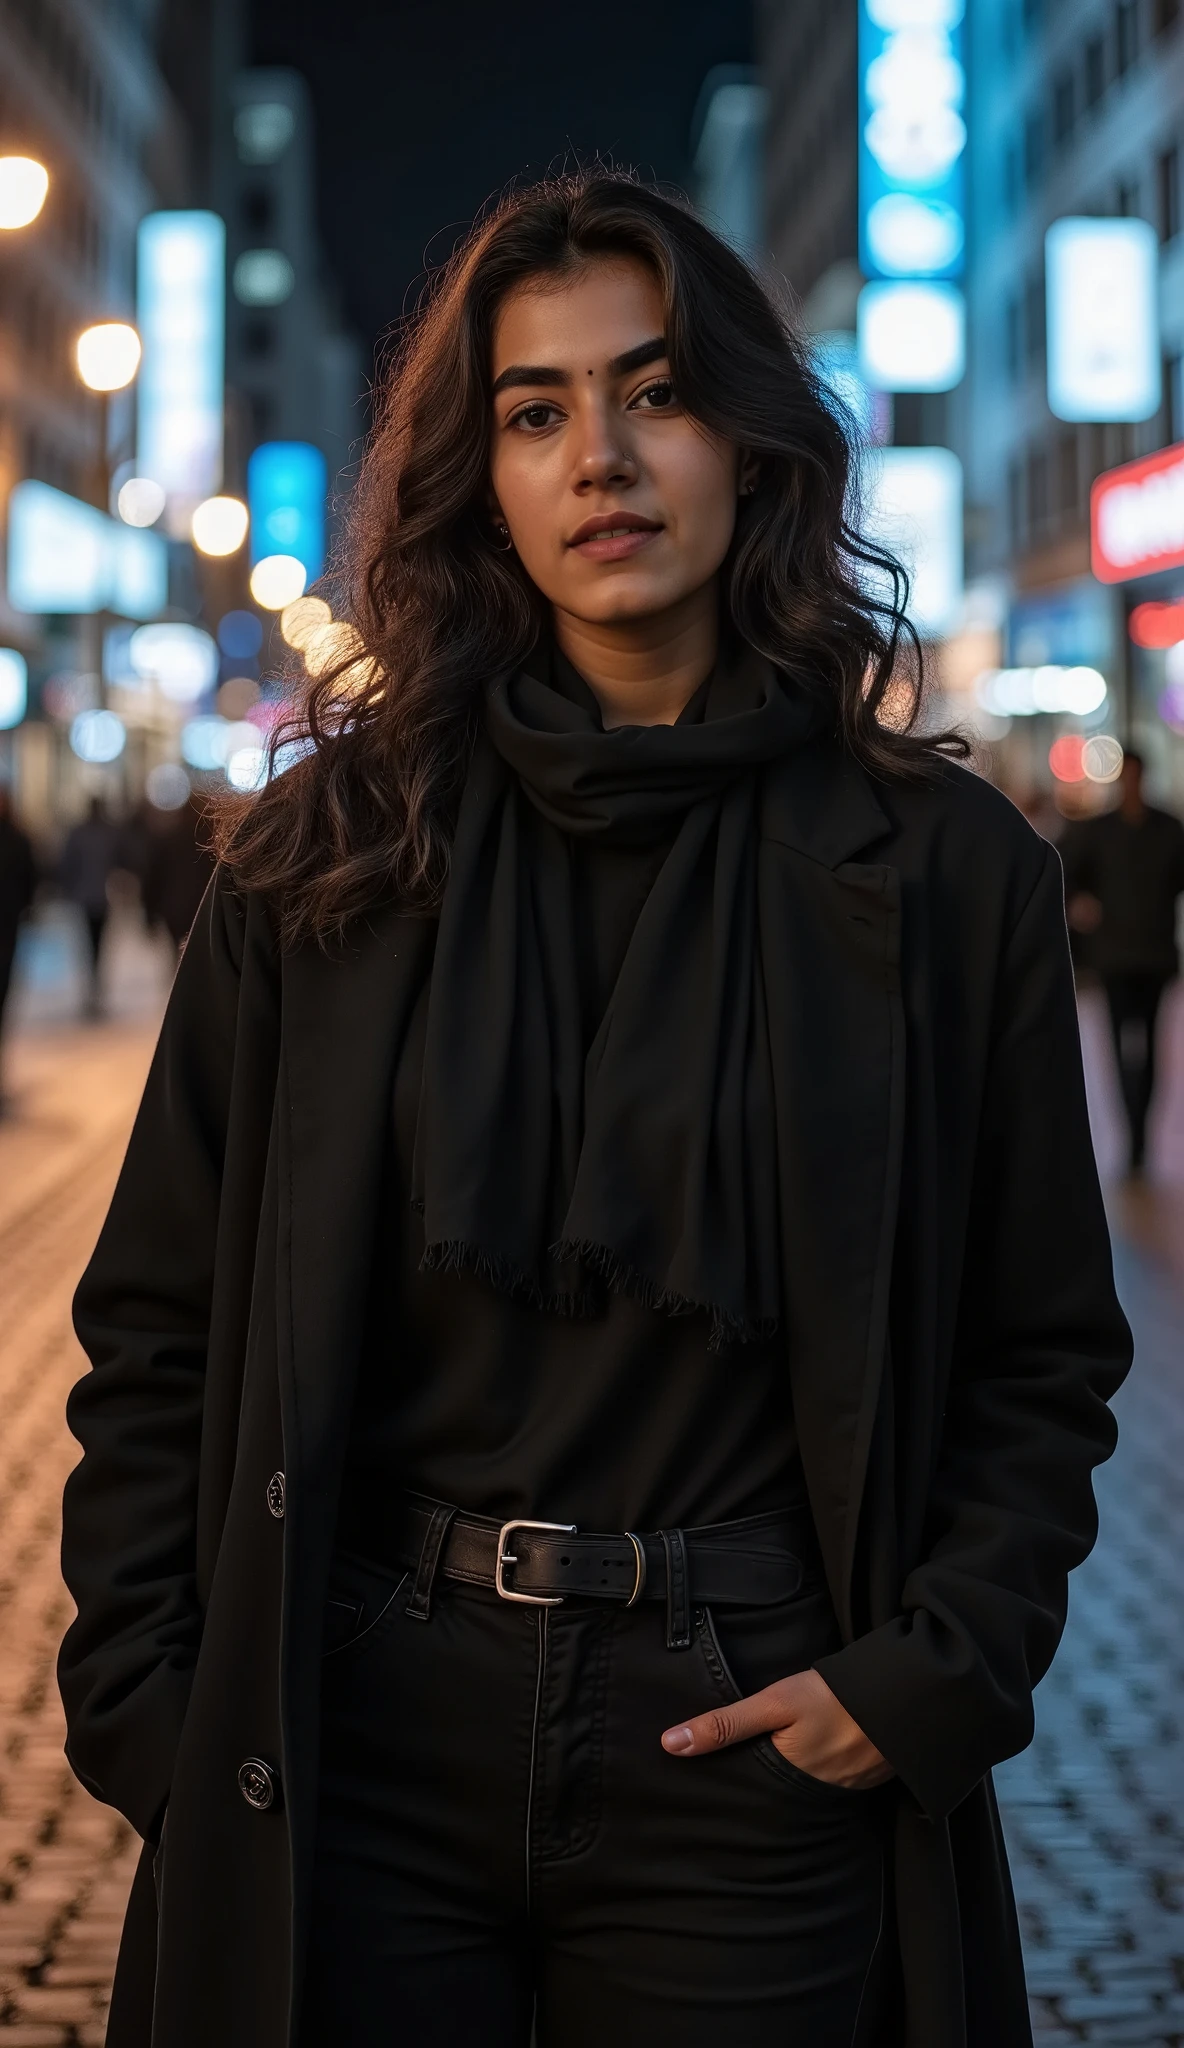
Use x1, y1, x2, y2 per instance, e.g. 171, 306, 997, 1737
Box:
250, 0, 753, 371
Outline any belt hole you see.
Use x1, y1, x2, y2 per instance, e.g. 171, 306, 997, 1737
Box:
560, 1555, 571, 1566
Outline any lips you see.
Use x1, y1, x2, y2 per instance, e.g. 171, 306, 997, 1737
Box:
567, 512, 663, 561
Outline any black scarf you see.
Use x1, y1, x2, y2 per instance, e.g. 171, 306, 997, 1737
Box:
411, 640, 814, 1349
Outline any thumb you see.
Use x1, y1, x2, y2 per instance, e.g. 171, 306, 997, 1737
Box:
661, 1676, 804, 1758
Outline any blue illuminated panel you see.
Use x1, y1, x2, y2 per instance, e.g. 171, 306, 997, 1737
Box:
136, 211, 226, 504
859, 0, 966, 282
247, 442, 327, 579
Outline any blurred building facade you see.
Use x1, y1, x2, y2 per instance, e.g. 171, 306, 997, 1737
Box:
962, 0, 1184, 799
223, 68, 360, 502
0, 2, 359, 838
758, 0, 859, 331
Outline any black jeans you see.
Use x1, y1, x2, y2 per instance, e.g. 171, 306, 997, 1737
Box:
302, 1553, 889, 2047
1103, 972, 1170, 1166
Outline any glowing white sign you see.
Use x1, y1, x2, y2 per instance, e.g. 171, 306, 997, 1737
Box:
7, 481, 167, 617
857, 280, 965, 391
1046, 218, 1161, 424
136, 212, 226, 520
863, 446, 964, 639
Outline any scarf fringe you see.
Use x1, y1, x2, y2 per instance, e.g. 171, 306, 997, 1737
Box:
554, 1237, 779, 1355
421, 1236, 779, 1355
418, 1238, 603, 1321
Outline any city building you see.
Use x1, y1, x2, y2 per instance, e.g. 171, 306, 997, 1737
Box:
962, 0, 1184, 799
757, 0, 859, 330
222, 67, 361, 515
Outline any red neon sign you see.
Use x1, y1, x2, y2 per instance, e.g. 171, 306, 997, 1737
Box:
1129, 598, 1184, 647
1091, 440, 1184, 584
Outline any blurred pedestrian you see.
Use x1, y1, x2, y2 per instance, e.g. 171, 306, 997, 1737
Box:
59, 796, 121, 1017
59, 177, 1130, 2048
142, 795, 215, 956
1061, 749, 1184, 1173
0, 785, 35, 1101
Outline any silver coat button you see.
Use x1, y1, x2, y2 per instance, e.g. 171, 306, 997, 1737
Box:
266, 1471, 285, 1519
238, 1758, 277, 1811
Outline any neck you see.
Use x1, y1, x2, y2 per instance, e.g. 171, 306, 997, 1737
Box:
552, 582, 719, 730
1121, 794, 1146, 823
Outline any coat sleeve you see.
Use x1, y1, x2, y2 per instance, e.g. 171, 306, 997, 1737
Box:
58, 871, 248, 1841
815, 841, 1132, 1818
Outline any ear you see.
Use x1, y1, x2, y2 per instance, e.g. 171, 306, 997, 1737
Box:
737, 451, 760, 499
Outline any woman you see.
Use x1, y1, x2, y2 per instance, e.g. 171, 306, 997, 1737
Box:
58, 174, 1131, 2048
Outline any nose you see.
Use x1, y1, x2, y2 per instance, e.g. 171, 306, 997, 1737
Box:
571, 395, 636, 494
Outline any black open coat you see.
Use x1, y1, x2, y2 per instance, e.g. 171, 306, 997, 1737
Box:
58, 734, 1132, 2048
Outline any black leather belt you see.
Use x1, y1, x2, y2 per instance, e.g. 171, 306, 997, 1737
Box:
338, 1487, 824, 1648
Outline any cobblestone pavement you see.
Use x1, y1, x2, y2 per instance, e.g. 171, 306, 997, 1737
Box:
0, 1023, 157, 2045
0, 982, 1182, 2042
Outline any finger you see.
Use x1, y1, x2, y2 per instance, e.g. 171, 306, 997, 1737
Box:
661, 1680, 798, 1757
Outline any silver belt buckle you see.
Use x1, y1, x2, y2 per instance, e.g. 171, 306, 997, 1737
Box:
495, 1518, 577, 1606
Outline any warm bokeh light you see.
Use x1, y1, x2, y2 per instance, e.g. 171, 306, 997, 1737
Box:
279, 595, 331, 648
76, 322, 142, 393
0, 156, 49, 230
250, 554, 307, 609
1048, 734, 1086, 783
303, 619, 364, 678
117, 477, 166, 528
191, 495, 249, 557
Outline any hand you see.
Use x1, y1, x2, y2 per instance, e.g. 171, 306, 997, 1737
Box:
661, 1667, 895, 1790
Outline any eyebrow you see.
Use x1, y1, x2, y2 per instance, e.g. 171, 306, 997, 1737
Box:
491, 334, 668, 396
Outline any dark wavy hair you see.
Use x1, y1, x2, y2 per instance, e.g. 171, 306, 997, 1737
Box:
214, 169, 965, 944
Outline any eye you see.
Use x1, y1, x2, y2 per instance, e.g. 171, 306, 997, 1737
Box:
507, 400, 564, 432
631, 378, 677, 411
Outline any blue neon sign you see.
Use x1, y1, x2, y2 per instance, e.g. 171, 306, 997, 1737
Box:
7, 481, 168, 618
859, 0, 966, 283
247, 442, 327, 580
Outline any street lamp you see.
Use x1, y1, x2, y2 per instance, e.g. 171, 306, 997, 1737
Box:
0, 156, 48, 231
75, 321, 143, 706
75, 322, 142, 394
191, 495, 249, 557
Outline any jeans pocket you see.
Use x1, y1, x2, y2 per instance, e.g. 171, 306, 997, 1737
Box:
695, 1603, 873, 1806
322, 1551, 409, 1663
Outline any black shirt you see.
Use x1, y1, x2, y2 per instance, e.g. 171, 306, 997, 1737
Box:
1060, 804, 1184, 978
347, 656, 800, 1531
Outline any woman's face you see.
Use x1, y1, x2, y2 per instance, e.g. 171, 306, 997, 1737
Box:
488, 259, 744, 630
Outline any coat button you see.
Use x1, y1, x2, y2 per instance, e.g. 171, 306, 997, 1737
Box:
238, 1758, 278, 1812
266, 1471, 285, 1519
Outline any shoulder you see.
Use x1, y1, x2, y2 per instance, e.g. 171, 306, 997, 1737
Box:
874, 755, 1055, 902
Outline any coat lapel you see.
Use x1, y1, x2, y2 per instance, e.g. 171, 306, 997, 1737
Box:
760, 742, 905, 1637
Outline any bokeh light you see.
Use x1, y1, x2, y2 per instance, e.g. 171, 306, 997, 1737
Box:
145, 762, 191, 810
217, 610, 264, 660
191, 495, 249, 557
250, 554, 306, 609
0, 157, 49, 231
227, 743, 266, 791
75, 322, 142, 393
279, 595, 332, 649
117, 477, 166, 528
70, 709, 126, 764
129, 623, 218, 703
1048, 734, 1086, 783
1082, 735, 1124, 784
0, 650, 29, 731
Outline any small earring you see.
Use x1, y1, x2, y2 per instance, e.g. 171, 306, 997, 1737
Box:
492, 521, 514, 551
